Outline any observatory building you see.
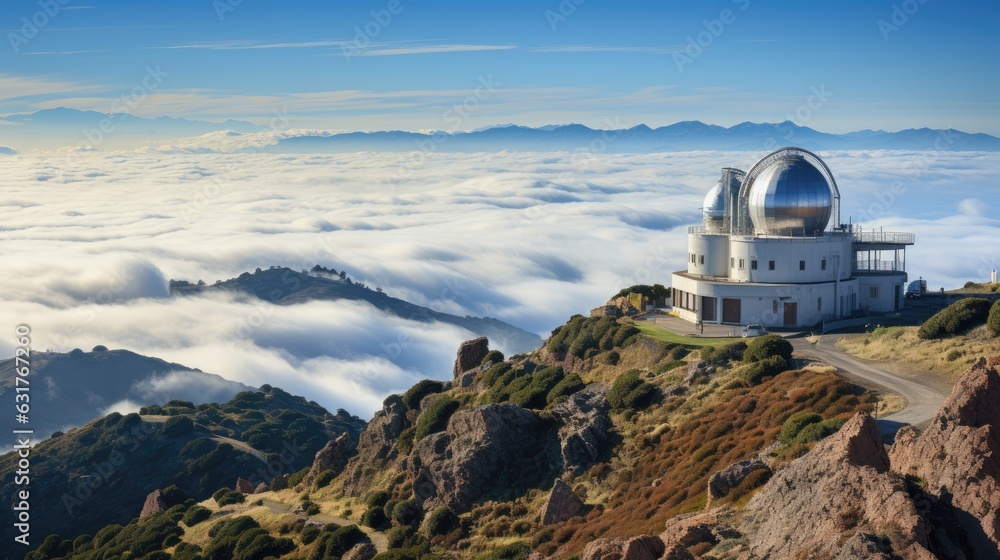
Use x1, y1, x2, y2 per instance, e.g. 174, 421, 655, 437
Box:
670, 147, 914, 329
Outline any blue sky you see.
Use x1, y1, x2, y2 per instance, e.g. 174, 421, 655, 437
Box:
1, 0, 997, 133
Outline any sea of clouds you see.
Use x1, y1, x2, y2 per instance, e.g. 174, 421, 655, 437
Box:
0, 148, 996, 418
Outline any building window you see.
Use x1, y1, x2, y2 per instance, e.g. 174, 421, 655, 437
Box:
818, 297, 822, 311
769, 260, 775, 270
699, 255, 704, 265
751, 260, 758, 270
870, 286, 880, 298
799, 260, 806, 271
738, 258, 745, 270
821, 258, 827, 271
731, 257, 735, 268
773, 300, 778, 313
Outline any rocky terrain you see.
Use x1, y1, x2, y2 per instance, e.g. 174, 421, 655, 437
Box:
8, 289, 1000, 560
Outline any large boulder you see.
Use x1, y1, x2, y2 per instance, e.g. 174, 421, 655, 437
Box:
302, 432, 353, 488
270, 473, 290, 491
453, 337, 490, 377
139, 489, 167, 519
550, 385, 614, 476
741, 413, 936, 559
539, 479, 585, 525
580, 535, 664, 560
342, 542, 377, 560
409, 403, 556, 512
706, 459, 770, 506
890, 357, 1000, 558
343, 395, 408, 495
235, 477, 255, 494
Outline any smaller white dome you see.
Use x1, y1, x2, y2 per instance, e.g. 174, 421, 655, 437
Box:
703, 182, 726, 232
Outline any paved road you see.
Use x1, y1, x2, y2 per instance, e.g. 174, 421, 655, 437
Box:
790, 335, 947, 434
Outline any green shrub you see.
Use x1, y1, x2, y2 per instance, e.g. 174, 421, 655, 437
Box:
779, 412, 823, 444
480, 362, 513, 388
425, 506, 457, 536
608, 370, 657, 411
546, 373, 584, 405
918, 297, 992, 339
287, 466, 310, 488
509, 366, 565, 409
308, 525, 367, 560
702, 341, 746, 366
946, 349, 962, 361
397, 426, 416, 455
159, 415, 195, 438
670, 346, 691, 360
402, 380, 445, 410
182, 505, 212, 527
744, 334, 793, 363
474, 542, 531, 560
315, 469, 336, 488
301, 524, 321, 544
793, 418, 846, 444
481, 350, 505, 365
386, 524, 416, 549
391, 499, 420, 526
741, 356, 788, 384
362, 507, 390, 530
367, 489, 391, 509
988, 299, 1000, 336
213, 487, 245, 506
415, 395, 460, 440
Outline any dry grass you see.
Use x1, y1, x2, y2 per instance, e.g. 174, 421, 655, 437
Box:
836, 325, 1000, 385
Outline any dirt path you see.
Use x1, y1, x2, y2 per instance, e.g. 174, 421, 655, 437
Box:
261, 498, 388, 552
790, 335, 947, 435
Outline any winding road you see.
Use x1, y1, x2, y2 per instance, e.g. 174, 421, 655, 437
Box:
790, 334, 947, 435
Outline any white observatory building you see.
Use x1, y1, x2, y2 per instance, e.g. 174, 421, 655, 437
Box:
670, 147, 914, 329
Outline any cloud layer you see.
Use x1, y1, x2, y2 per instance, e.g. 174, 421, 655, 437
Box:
0, 149, 996, 417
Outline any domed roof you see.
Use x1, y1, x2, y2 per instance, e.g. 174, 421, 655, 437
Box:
747, 155, 832, 235
702, 181, 726, 233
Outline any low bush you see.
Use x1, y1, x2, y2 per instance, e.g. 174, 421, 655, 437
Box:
397, 426, 416, 455
741, 356, 789, 385
918, 297, 992, 339
287, 466, 310, 488
182, 505, 211, 527
988, 299, 1000, 336
414, 395, 461, 440
474, 542, 532, 560
362, 507, 390, 530
425, 506, 457, 536
779, 412, 823, 444
212, 487, 245, 507
308, 525, 366, 560
402, 380, 445, 410
546, 373, 585, 405
315, 469, 336, 488
509, 366, 565, 409
607, 370, 657, 411
481, 350, 505, 365
744, 334, 793, 363
159, 416, 195, 438
793, 418, 846, 444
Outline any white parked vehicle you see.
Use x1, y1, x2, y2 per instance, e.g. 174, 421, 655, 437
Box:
741, 323, 767, 338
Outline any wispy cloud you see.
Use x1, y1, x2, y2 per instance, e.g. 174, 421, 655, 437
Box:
351, 43, 516, 57
155, 40, 516, 57
24, 50, 106, 56
530, 45, 683, 55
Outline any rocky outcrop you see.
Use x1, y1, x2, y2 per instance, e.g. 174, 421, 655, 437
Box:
139, 489, 167, 519
270, 473, 290, 491
890, 357, 1000, 558
580, 535, 664, 560
410, 403, 556, 512
539, 479, 585, 525
551, 386, 614, 476
453, 337, 490, 377
342, 542, 377, 560
236, 477, 255, 494
303, 432, 353, 488
253, 482, 268, 494
706, 459, 770, 506
742, 413, 936, 559
683, 361, 714, 386
343, 395, 408, 495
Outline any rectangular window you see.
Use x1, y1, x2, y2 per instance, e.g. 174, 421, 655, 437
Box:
699, 255, 705, 265
738, 258, 745, 270
799, 260, 806, 271
821, 258, 827, 271
751, 260, 758, 270
870, 286, 880, 298
769, 260, 775, 270
818, 297, 822, 311
731, 257, 735, 268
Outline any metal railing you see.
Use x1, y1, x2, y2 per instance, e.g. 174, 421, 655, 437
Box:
851, 231, 915, 244
855, 260, 902, 272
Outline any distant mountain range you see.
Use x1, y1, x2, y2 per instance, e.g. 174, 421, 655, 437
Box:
2, 108, 997, 152
0, 348, 250, 442
266, 121, 1000, 153
171, 266, 544, 354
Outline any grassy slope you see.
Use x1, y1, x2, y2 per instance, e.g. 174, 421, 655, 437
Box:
632, 321, 743, 347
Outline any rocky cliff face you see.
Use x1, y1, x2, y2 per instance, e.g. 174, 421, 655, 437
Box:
342, 395, 408, 495
890, 357, 1000, 558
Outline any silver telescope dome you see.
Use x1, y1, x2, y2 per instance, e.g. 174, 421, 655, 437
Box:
747, 155, 832, 235
702, 181, 726, 233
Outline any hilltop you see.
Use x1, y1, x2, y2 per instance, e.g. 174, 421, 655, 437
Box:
0, 348, 250, 442
170, 266, 542, 355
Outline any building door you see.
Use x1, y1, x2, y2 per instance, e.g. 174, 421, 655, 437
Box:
894, 285, 901, 311
783, 302, 797, 327
701, 296, 717, 322
722, 298, 741, 324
